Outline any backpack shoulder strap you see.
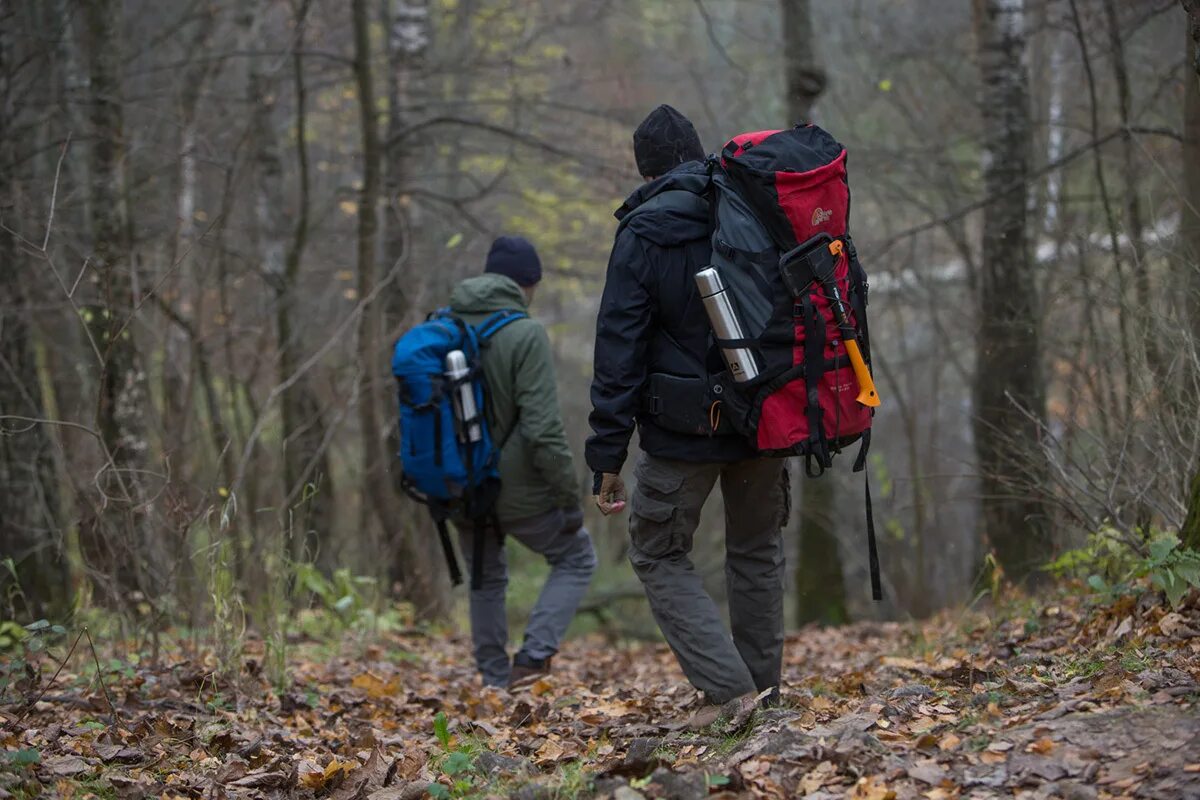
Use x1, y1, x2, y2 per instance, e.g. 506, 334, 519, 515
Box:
475, 309, 529, 342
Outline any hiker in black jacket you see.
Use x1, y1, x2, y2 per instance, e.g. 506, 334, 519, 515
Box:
586, 105, 788, 724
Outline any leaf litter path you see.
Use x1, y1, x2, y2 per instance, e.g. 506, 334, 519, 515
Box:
2, 590, 1198, 800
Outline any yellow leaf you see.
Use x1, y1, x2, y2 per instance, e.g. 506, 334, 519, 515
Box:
878, 79, 893, 92
534, 738, 565, 764
938, 733, 961, 751
1027, 737, 1055, 755
445, 233, 463, 249
339, 200, 358, 216
351, 671, 399, 699
850, 775, 896, 799
298, 761, 325, 789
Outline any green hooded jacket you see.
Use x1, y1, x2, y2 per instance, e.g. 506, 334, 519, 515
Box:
449, 274, 579, 521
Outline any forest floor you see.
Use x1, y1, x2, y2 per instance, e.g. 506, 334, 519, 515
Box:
2, 586, 1199, 800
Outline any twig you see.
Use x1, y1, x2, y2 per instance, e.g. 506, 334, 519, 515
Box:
871, 125, 1181, 259
42, 133, 71, 252
692, 0, 744, 75
8, 629, 84, 730
83, 627, 121, 728
68, 256, 91, 298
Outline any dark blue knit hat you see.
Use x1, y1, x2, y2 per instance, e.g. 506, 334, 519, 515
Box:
484, 236, 542, 287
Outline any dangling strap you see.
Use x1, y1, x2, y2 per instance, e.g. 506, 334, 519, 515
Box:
471, 516, 487, 591
436, 518, 463, 586
801, 295, 830, 470
865, 471, 882, 602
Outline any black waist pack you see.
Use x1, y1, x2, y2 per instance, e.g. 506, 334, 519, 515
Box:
641, 372, 737, 437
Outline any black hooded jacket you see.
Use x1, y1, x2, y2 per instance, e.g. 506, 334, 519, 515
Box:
586, 162, 756, 475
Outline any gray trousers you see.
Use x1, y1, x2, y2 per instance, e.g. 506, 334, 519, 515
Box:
628, 453, 788, 704
458, 507, 596, 687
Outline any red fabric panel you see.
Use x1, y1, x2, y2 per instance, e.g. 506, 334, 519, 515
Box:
773, 151, 848, 245
755, 246, 871, 452
757, 382, 807, 449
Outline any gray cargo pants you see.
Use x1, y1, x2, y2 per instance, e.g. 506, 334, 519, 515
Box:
628, 453, 788, 704
458, 507, 596, 687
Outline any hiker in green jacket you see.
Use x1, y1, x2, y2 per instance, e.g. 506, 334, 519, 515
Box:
449, 236, 595, 688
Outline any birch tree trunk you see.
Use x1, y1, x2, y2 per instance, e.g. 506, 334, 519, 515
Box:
972, 0, 1051, 581
381, 0, 452, 616
353, 0, 447, 617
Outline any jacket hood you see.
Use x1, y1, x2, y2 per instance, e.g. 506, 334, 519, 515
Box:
614, 160, 711, 248
449, 273, 529, 315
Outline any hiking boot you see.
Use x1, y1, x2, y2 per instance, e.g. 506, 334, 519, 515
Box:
682, 691, 760, 732
508, 652, 551, 689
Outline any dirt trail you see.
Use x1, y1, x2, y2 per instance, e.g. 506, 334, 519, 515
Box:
1, 591, 1198, 799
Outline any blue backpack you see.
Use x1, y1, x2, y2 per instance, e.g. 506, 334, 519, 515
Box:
391, 308, 527, 588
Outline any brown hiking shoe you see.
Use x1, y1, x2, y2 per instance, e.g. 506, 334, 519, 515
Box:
682, 690, 761, 732
508, 653, 551, 689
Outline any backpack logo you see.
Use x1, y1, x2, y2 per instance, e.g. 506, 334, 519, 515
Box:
812, 207, 833, 226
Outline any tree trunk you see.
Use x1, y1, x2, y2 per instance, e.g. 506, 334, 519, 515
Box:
779, 0, 847, 624
380, 0, 452, 615
353, 0, 447, 617
972, 0, 1051, 583
1184, 2, 1200, 346
0, 21, 70, 617
80, 0, 158, 607
1103, 0, 1156, 380
780, 0, 827, 125
246, 5, 335, 571
1182, 7, 1200, 548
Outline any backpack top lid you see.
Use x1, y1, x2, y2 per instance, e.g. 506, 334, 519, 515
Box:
720, 125, 849, 253
391, 309, 527, 387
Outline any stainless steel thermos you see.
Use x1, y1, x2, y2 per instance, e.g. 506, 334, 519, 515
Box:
694, 267, 759, 382
444, 350, 483, 442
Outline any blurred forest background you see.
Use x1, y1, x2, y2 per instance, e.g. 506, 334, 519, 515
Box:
2, 0, 1199, 650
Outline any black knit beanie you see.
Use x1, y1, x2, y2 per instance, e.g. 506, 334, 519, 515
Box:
632, 104, 705, 177
484, 236, 542, 287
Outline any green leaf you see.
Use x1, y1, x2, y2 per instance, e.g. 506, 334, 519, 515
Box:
1159, 569, 1187, 609
443, 751, 473, 776
4, 749, 40, 766
878, 78, 893, 92
706, 774, 732, 787
1148, 536, 1177, 565
24, 619, 49, 632
445, 233, 463, 249
433, 711, 451, 750
1087, 574, 1108, 593
1173, 560, 1200, 588
427, 782, 451, 800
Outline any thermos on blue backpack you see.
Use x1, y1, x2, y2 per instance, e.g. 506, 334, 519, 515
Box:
695, 267, 759, 382
445, 350, 483, 442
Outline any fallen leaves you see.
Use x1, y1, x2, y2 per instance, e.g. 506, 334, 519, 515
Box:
2, 584, 1197, 799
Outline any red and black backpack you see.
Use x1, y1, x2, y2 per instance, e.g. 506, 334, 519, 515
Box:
706, 124, 881, 600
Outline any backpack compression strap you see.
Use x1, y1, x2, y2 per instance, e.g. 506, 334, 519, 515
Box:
474, 309, 528, 341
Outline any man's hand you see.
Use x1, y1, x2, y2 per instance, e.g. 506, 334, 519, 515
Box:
594, 472, 627, 516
